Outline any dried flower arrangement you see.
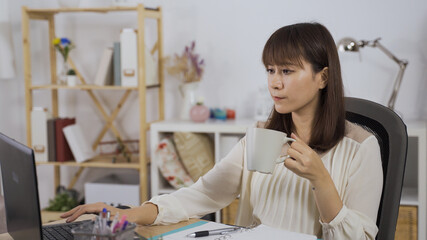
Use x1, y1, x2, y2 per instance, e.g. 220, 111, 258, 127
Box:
165, 41, 205, 83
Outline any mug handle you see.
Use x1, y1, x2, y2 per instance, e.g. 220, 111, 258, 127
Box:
275, 137, 296, 164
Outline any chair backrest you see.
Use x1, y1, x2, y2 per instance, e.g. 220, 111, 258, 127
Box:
345, 97, 408, 240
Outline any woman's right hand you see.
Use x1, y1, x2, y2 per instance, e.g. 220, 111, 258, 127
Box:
61, 202, 159, 225
60, 202, 120, 223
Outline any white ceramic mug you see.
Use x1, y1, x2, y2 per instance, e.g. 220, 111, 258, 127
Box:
246, 127, 296, 174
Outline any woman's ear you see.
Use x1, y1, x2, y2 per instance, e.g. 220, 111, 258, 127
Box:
319, 67, 328, 89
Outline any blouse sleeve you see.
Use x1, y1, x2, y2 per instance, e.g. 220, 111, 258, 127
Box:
321, 135, 384, 240
148, 138, 245, 225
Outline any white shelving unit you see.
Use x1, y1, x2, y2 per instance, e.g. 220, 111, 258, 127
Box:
401, 121, 427, 240
150, 119, 254, 222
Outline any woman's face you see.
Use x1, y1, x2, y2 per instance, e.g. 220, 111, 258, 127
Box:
267, 59, 326, 115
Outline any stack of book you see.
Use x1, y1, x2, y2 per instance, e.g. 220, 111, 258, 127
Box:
47, 118, 97, 163
94, 28, 159, 87
47, 118, 76, 162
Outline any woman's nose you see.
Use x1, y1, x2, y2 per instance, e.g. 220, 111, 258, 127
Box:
270, 75, 283, 89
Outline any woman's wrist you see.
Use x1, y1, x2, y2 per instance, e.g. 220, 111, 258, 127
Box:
310, 168, 332, 189
123, 202, 158, 225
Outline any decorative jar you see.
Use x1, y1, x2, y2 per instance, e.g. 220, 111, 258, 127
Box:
190, 102, 210, 123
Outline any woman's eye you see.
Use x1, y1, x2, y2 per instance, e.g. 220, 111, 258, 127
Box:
266, 68, 274, 74
282, 69, 292, 74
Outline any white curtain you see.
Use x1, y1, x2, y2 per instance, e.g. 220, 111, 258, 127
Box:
0, 0, 16, 80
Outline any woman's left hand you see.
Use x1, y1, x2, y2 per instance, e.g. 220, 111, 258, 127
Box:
284, 133, 330, 185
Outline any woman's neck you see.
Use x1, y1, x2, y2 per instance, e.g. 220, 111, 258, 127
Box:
291, 97, 319, 144
292, 113, 314, 144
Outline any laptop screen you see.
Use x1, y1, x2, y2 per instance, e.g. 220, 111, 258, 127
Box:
0, 133, 43, 240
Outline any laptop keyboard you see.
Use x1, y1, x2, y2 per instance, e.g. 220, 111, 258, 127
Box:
42, 220, 91, 240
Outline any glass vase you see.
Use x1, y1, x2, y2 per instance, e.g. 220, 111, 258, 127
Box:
59, 60, 69, 85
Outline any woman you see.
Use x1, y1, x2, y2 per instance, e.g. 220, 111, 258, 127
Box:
62, 22, 383, 239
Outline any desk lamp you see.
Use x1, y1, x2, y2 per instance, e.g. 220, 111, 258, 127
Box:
337, 37, 408, 111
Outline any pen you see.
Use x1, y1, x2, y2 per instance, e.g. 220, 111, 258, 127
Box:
110, 212, 119, 232
113, 215, 127, 233
186, 227, 241, 238
121, 220, 129, 231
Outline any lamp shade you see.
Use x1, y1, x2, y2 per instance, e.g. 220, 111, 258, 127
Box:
337, 37, 359, 52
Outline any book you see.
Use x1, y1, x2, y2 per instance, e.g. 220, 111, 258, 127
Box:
120, 28, 138, 87
55, 118, 76, 162
113, 42, 121, 86
63, 124, 97, 163
94, 47, 114, 86
47, 118, 57, 162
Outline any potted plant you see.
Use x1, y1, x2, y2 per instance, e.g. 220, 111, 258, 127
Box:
53, 37, 75, 85
67, 68, 77, 86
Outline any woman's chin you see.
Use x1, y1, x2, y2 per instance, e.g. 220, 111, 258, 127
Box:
274, 105, 292, 114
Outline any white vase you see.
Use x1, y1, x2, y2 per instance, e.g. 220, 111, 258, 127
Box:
179, 82, 199, 120
67, 75, 77, 86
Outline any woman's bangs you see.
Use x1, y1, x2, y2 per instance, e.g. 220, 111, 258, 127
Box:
262, 35, 304, 68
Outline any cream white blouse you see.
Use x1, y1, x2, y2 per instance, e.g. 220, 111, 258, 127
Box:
149, 121, 383, 240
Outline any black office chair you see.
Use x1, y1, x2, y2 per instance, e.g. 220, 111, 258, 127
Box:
345, 97, 408, 240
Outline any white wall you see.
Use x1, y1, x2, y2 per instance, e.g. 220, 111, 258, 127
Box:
1, 0, 426, 208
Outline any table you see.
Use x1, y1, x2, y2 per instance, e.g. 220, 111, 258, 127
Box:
0, 215, 200, 239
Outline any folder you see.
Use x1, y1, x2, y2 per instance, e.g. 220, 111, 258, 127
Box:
113, 42, 121, 86
47, 118, 57, 162
31, 107, 51, 162
55, 118, 76, 162
94, 47, 114, 86
63, 124, 97, 163
120, 28, 138, 87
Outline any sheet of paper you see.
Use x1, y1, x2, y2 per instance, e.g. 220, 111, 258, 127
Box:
158, 221, 234, 240
232, 224, 317, 240
153, 221, 317, 240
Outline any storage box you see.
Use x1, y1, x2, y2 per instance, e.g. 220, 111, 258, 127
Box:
85, 174, 139, 206
395, 205, 417, 240
72, 220, 136, 240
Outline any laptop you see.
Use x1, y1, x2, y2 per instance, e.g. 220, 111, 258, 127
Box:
0, 132, 89, 239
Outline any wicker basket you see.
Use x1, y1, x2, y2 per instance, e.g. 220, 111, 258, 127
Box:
395, 205, 417, 240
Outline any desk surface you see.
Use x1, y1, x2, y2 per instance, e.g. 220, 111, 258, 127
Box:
0, 214, 200, 239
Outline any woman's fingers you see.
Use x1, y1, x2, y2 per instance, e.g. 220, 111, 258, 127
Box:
287, 147, 303, 161
66, 208, 87, 223
290, 133, 311, 154
60, 205, 82, 218
61, 203, 106, 223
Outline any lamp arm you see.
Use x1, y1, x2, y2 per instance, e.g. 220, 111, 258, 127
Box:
371, 40, 408, 110
373, 40, 406, 66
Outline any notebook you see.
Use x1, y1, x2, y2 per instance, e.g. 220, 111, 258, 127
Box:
0, 132, 88, 240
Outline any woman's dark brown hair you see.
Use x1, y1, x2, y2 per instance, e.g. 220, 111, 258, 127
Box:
262, 22, 345, 152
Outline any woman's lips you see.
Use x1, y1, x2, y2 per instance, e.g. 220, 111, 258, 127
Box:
273, 96, 286, 101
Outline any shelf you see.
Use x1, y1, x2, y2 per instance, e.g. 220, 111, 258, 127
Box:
27, 6, 161, 19
30, 84, 160, 90
401, 187, 419, 206
151, 119, 254, 134
36, 157, 143, 169
22, 3, 165, 203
